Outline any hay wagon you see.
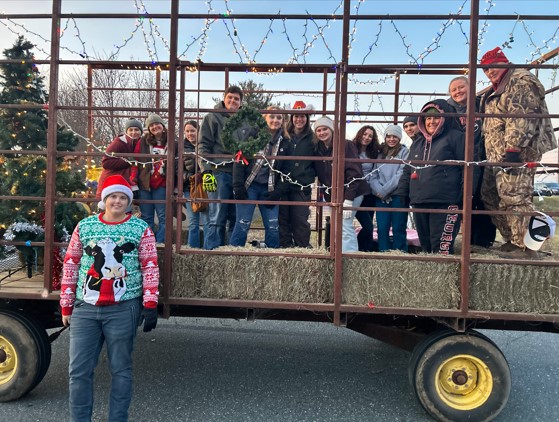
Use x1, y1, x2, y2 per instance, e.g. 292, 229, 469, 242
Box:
1, 1, 558, 422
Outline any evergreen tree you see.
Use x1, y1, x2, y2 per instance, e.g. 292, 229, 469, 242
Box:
0, 37, 87, 247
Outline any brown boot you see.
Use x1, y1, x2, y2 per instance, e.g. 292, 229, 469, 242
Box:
497, 247, 541, 260
499, 241, 520, 252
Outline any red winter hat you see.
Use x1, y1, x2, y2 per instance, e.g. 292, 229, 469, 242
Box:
480, 47, 509, 66
291, 100, 314, 111
98, 175, 133, 211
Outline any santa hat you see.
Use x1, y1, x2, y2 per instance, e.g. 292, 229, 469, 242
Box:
98, 175, 133, 212
480, 47, 509, 66
291, 100, 314, 111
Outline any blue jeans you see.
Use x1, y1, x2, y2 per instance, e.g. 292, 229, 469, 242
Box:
138, 187, 166, 243
205, 172, 235, 250
230, 182, 280, 248
184, 191, 209, 248
69, 298, 142, 422
342, 195, 363, 252
375, 196, 408, 252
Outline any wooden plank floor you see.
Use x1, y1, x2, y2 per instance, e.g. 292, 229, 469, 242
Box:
0, 268, 48, 295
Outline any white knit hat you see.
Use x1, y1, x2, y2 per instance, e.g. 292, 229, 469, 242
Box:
98, 175, 133, 212
313, 116, 334, 132
384, 124, 403, 140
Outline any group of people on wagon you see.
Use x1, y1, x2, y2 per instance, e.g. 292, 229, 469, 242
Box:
95, 47, 556, 259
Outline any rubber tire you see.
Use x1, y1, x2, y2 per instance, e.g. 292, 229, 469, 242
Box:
412, 334, 511, 422
0, 313, 40, 402
408, 329, 499, 389
0, 309, 52, 394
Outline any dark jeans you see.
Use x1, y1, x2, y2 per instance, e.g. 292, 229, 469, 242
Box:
355, 194, 375, 252
278, 189, 312, 248
413, 203, 462, 255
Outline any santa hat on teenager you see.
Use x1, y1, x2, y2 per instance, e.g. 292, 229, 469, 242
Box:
291, 100, 315, 112
98, 175, 133, 212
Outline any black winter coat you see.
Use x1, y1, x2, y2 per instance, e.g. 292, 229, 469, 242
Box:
282, 128, 317, 194
396, 99, 465, 205
314, 140, 371, 202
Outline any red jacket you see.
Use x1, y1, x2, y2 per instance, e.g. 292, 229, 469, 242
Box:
96, 134, 137, 199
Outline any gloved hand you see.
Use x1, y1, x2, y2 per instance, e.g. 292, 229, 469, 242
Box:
399, 196, 410, 208
233, 187, 247, 200
342, 199, 354, 219
202, 171, 217, 192
266, 189, 282, 202
503, 149, 522, 163
139, 307, 158, 332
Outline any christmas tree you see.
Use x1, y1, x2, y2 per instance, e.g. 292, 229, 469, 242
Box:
0, 36, 87, 267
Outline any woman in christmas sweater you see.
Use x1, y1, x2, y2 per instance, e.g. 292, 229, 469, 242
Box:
60, 174, 159, 421
396, 99, 465, 254
231, 106, 293, 248
95, 118, 143, 199
130, 113, 168, 243
313, 116, 371, 253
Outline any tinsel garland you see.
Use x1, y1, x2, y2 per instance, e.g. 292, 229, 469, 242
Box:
221, 106, 270, 158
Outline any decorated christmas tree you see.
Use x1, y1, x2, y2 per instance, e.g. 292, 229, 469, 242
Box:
0, 36, 87, 277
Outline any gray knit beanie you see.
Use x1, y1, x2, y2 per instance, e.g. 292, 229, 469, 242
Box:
145, 114, 165, 128
384, 124, 403, 140
124, 118, 143, 132
313, 116, 334, 132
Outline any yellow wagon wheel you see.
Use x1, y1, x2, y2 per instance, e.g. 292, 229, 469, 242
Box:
410, 330, 510, 422
0, 313, 41, 402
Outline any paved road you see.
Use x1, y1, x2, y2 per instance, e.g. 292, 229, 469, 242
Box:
1, 318, 558, 421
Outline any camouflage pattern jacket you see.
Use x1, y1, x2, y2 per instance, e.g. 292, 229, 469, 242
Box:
480, 69, 557, 163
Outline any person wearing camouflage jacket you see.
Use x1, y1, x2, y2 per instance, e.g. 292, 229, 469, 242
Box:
479, 47, 557, 256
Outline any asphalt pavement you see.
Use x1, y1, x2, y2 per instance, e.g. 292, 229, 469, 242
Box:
1, 318, 558, 421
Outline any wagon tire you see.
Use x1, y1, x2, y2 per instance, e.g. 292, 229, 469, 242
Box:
0, 313, 41, 402
0, 309, 52, 393
411, 333, 510, 422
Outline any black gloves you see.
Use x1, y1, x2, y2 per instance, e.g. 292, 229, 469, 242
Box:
140, 307, 158, 332
234, 187, 248, 200
266, 189, 282, 202
503, 149, 522, 163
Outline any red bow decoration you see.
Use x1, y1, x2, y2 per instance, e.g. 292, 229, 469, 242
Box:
234, 150, 249, 165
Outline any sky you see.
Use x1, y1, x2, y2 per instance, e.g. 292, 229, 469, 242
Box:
0, 0, 557, 140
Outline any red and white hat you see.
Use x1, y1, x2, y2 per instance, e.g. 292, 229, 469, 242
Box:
98, 175, 133, 211
291, 100, 314, 111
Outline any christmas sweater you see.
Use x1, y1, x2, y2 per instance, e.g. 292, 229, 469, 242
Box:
60, 213, 159, 316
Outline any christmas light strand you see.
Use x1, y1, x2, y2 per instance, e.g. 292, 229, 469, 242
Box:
478, 0, 496, 50
360, 20, 383, 65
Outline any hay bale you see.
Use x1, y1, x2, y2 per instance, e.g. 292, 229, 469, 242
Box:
470, 263, 559, 314
171, 251, 334, 303
342, 256, 461, 309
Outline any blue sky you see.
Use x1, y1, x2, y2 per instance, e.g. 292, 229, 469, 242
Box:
0, 0, 557, 138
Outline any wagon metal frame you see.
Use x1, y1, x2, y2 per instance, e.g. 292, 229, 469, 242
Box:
0, 1, 558, 420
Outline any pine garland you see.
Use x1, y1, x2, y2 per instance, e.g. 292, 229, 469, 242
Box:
221, 106, 269, 158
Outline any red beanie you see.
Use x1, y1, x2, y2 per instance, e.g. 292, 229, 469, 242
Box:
480, 47, 509, 66
98, 175, 133, 211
